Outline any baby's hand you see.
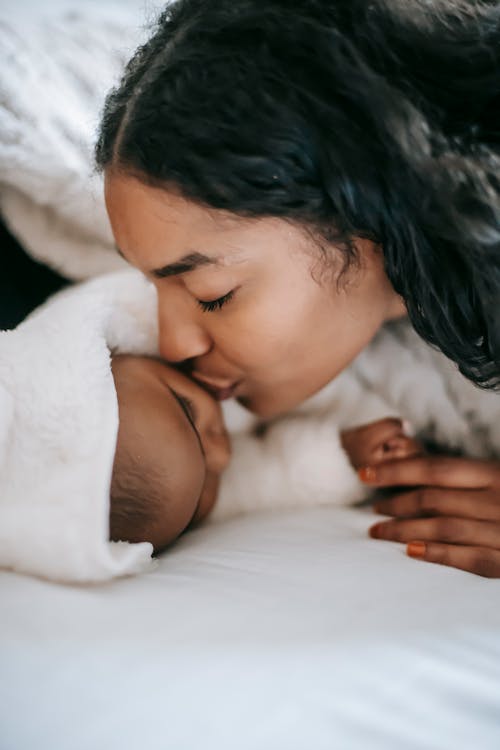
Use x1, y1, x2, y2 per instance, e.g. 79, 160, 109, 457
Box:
341, 417, 424, 471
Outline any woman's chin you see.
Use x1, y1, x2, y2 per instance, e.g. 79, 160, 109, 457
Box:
236, 393, 292, 419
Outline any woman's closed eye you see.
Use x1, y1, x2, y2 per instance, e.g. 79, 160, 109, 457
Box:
196, 290, 235, 313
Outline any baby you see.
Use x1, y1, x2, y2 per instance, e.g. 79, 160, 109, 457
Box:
110, 355, 231, 551
109, 355, 423, 554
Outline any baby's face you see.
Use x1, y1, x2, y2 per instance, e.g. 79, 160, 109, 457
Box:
111, 356, 231, 550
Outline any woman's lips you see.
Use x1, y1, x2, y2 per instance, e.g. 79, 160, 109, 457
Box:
213, 384, 239, 401
192, 372, 242, 401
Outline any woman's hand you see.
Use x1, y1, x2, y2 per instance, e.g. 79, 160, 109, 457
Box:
359, 455, 500, 577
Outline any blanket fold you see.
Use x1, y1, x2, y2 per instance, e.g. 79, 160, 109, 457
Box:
0, 270, 159, 582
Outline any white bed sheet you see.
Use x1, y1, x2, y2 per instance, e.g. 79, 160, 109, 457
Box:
1, 506, 499, 750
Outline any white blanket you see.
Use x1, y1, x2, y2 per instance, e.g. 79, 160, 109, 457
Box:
0, 272, 159, 581
0, 3, 143, 279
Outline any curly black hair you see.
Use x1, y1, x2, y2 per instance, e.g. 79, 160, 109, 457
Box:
95, 0, 500, 388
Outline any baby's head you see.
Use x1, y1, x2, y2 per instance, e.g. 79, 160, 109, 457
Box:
109, 356, 230, 553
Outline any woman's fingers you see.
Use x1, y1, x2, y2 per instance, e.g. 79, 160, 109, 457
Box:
373, 488, 500, 522
369, 516, 500, 550
364, 456, 500, 578
359, 455, 499, 489
406, 541, 500, 578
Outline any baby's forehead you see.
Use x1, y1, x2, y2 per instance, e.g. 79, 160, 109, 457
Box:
138, 376, 206, 483
116, 357, 202, 451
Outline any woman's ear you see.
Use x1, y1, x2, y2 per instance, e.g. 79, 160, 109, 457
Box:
353, 238, 407, 321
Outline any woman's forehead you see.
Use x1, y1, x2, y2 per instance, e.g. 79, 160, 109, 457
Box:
105, 172, 250, 266
105, 171, 309, 275
105, 170, 301, 240
105, 170, 242, 231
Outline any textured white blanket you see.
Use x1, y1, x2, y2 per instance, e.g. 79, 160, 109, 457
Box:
0, 4, 143, 279
0, 272, 158, 581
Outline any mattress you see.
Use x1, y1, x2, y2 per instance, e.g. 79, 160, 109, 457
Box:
2, 505, 499, 750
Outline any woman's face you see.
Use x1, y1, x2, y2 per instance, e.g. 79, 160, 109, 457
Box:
105, 171, 405, 417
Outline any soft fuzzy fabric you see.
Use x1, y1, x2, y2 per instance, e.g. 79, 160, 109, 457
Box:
0, 4, 143, 279
350, 320, 500, 460
0, 271, 157, 582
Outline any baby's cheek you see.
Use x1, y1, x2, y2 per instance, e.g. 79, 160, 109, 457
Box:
191, 471, 220, 526
205, 430, 231, 474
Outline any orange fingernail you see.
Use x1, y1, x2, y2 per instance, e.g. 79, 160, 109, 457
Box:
358, 466, 377, 483
407, 541, 426, 558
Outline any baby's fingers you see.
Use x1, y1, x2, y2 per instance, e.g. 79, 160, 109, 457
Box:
373, 488, 500, 522
406, 542, 500, 578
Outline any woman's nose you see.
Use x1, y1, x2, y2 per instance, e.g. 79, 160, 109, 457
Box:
159, 316, 212, 362
158, 310, 212, 363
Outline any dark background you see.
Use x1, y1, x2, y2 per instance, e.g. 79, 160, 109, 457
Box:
0, 218, 68, 330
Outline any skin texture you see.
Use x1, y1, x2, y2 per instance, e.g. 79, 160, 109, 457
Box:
104, 172, 500, 578
110, 356, 230, 552
105, 171, 406, 418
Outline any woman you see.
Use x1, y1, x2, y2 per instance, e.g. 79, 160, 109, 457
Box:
96, 0, 500, 576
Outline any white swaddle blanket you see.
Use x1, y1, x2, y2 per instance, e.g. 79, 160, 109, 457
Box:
0, 271, 159, 581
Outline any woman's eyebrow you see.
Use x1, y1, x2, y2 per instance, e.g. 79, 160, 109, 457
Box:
152, 252, 217, 279
114, 245, 217, 278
